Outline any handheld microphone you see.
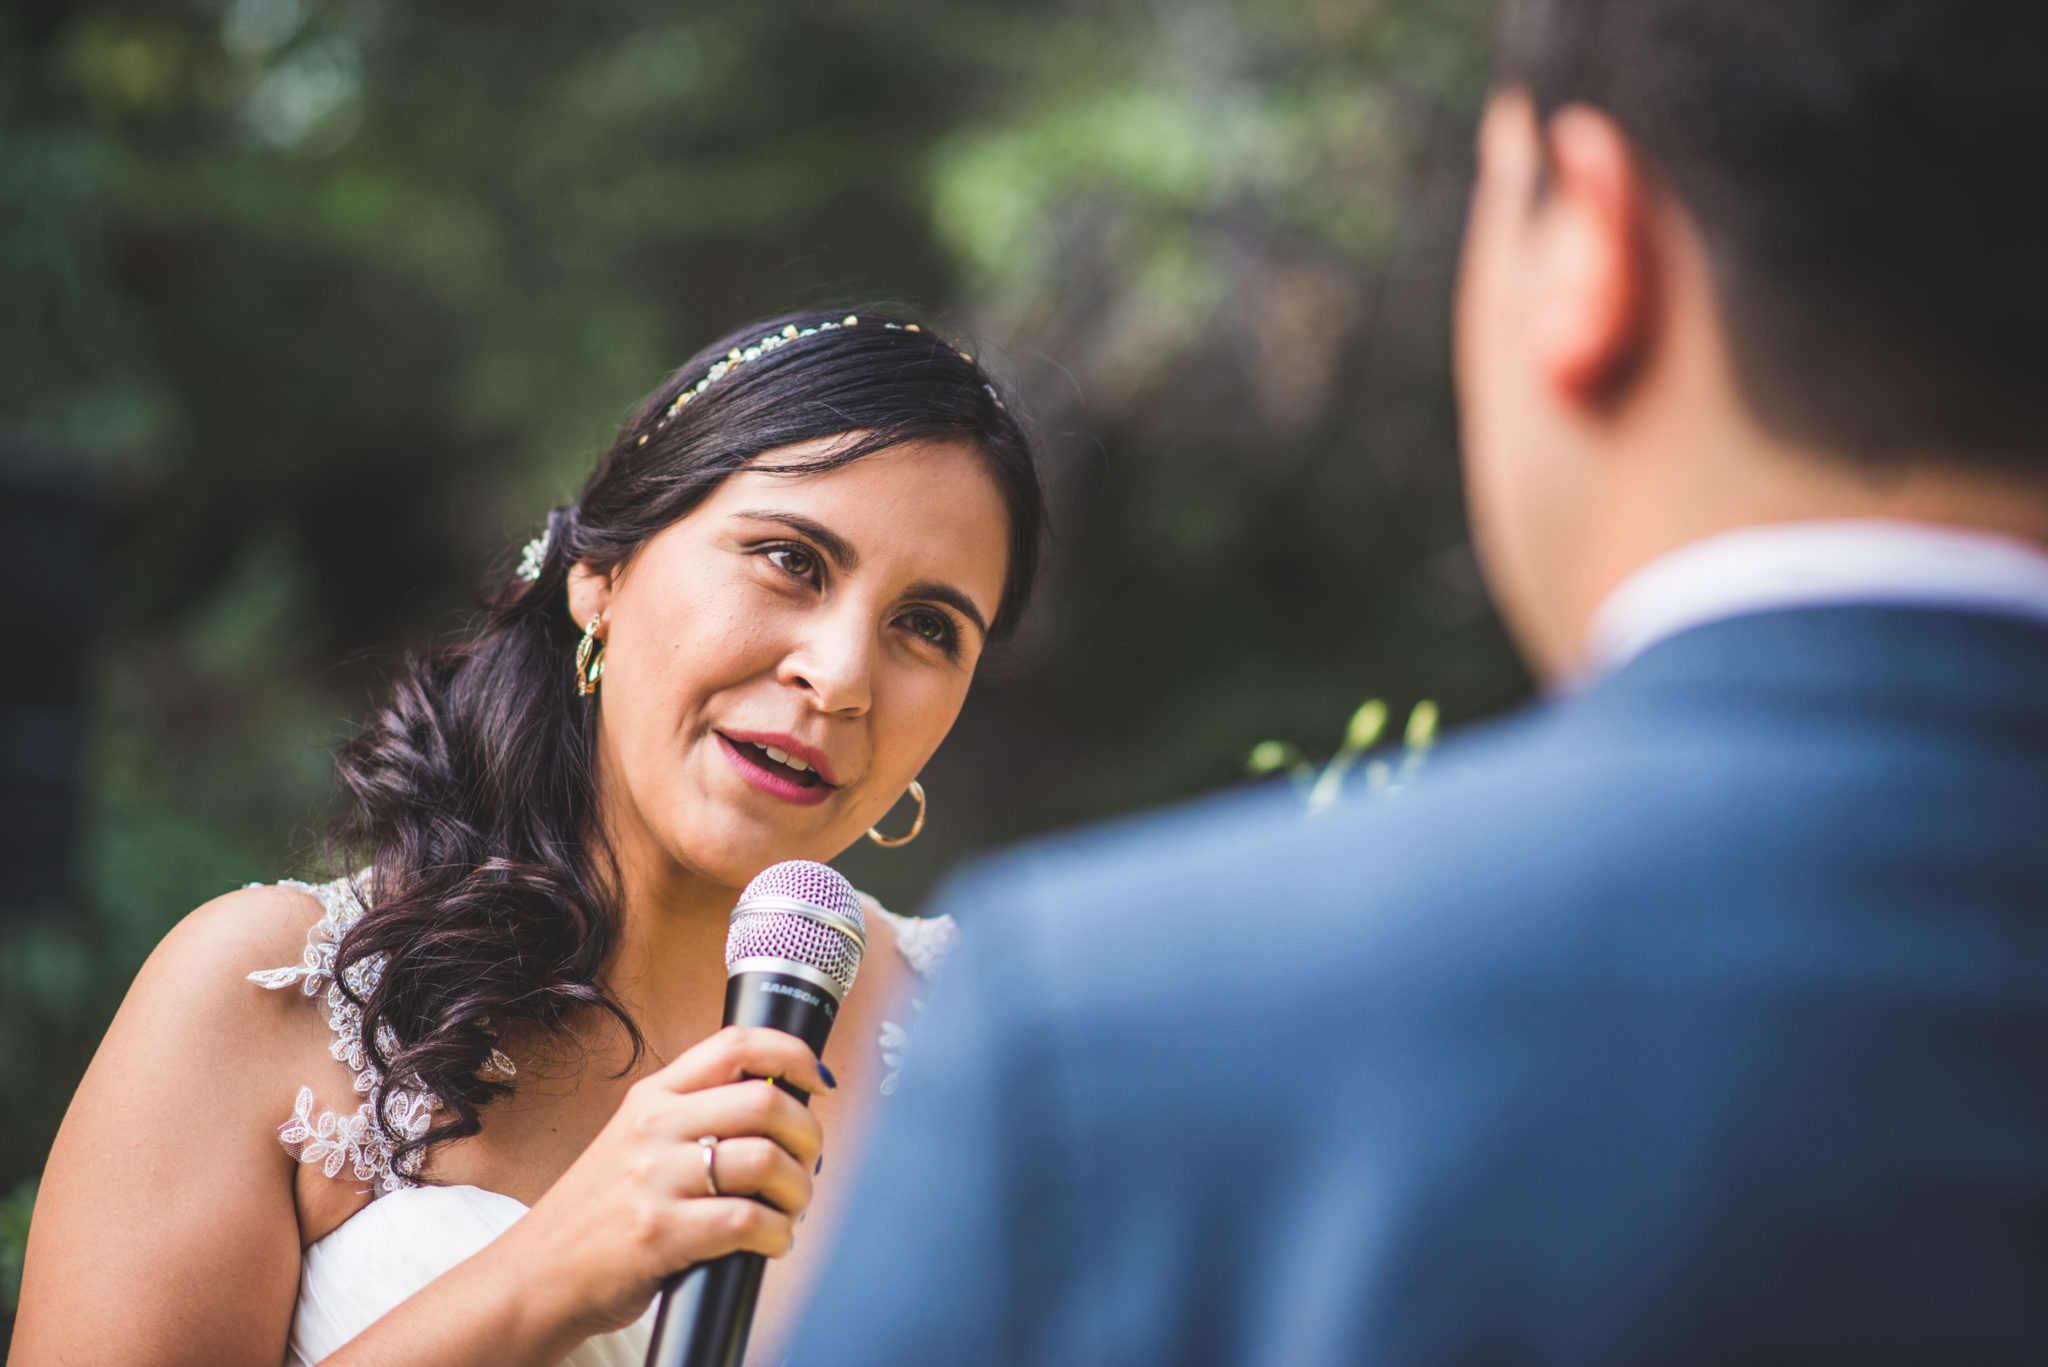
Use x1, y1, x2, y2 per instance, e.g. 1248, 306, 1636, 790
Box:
643, 860, 868, 1367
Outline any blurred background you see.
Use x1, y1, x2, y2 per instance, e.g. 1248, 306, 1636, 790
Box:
0, 0, 1520, 1319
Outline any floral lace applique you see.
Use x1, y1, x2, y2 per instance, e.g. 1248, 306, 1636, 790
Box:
248, 875, 459, 1198
279, 1085, 375, 1183
254, 880, 947, 1192
867, 900, 956, 1096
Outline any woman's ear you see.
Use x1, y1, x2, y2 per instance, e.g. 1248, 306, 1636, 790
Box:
565, 561, 613, 631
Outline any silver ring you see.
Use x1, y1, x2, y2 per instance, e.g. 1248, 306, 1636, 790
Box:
698, 1134, 721, 1198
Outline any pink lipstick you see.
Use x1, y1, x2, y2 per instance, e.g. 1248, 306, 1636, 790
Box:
716, 731, 838, 807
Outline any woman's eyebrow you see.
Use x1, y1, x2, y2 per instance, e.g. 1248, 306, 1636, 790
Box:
905, 580, 990, 639
732, 510, 859, 569
733, 510, 991, 637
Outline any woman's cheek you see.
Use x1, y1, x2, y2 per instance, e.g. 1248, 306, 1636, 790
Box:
880, 671, 968, 781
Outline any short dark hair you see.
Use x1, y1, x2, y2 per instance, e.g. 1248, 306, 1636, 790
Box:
1498, 0, 2048, 474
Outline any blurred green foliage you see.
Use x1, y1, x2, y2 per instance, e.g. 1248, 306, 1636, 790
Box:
1249, 696, 1440, 811
1, 1179, 31, 1316
0, 0, 1522, 1223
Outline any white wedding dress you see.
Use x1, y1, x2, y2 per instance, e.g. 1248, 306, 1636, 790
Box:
249, 874, 954, 1367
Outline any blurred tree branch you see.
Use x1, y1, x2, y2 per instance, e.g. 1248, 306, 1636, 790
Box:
0, 0, 1524, 1193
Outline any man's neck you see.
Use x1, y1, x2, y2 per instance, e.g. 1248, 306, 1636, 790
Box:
1577, 518, 2048, 682
1557, 444, 2048, 680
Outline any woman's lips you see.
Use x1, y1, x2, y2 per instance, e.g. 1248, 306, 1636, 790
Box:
722, 729, 840, 785
716, 732, 837, 807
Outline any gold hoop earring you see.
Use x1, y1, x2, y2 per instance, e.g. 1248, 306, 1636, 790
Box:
867, 780, 926, 848
574, 615, 606, 696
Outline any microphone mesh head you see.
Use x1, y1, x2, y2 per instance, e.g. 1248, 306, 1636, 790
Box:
726, 860, 867, 998
738, 860, 865, 924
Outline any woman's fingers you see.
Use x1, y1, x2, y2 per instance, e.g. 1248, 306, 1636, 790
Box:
500, 1033, 829, 1335
630, 1075, 825, 1171
668, 1197, 796, 1261
651, 1026, 836, 1099
697, 1135, 814, 1215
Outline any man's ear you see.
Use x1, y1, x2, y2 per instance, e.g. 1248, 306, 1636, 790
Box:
1531, 103, 1660, 406
565, 561, 612, 632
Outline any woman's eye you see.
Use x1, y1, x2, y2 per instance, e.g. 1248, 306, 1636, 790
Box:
767, 546, 817, 580
902, 608, 957, 651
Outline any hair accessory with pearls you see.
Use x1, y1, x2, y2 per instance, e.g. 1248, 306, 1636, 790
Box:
653, 315, 1002, 429
514, 527, 550, 583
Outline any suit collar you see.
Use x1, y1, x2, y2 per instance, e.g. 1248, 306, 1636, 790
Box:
1576, 603, 2048, 723
1581, 520, 2048, 684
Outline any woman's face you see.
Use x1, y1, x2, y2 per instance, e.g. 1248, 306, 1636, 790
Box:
569, 437, 1011, 892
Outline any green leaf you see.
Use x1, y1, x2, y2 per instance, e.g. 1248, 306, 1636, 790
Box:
1246, 739, 1305, 777
1404, 700, 1439, 751
1342, 699, 1388, 755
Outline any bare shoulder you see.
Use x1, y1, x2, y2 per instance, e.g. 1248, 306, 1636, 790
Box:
89, 879, 338, 1114
111, 882, 332, 1057
153, 879, 330, 983
13, 883, 328, 1361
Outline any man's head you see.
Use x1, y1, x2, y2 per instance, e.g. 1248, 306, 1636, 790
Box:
1456, 0, 2048, 678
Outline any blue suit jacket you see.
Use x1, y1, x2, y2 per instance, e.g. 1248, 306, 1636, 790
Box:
789, 607, 2048, 1365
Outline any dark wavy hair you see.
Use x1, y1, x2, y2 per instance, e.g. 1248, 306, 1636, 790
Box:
328, 309, 1044, 1167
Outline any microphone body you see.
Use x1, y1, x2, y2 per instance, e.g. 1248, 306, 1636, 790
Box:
644, 863, 867, 1367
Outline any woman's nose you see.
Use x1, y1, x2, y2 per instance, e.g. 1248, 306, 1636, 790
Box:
777, 608, 874, 716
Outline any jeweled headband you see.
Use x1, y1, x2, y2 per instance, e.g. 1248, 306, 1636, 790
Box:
515, 314, 1002, 582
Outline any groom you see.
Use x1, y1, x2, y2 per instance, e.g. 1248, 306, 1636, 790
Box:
792, 1, 2048, 1362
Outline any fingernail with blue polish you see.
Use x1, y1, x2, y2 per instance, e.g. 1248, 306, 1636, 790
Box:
818, 1062, 838, 1090
815, 1153, 824, 1175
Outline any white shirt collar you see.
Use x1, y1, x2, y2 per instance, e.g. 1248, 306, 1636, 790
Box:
1582, 519, 2048, 680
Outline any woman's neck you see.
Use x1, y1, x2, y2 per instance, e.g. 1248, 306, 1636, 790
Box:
597, 822, 743, 1061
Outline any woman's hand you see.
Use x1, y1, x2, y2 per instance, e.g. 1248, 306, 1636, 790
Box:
487, 1025, 831, 1342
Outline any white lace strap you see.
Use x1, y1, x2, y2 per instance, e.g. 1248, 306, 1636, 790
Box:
244, 877, 356, 997
866, 898, 957, 1095
249, 874, 434, 1197
866, 898, 958, 980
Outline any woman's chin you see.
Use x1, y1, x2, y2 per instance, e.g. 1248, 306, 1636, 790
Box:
670, 808, 850, 890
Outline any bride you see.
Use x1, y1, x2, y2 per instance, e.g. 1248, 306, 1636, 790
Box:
13, 310, 1045, 1366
